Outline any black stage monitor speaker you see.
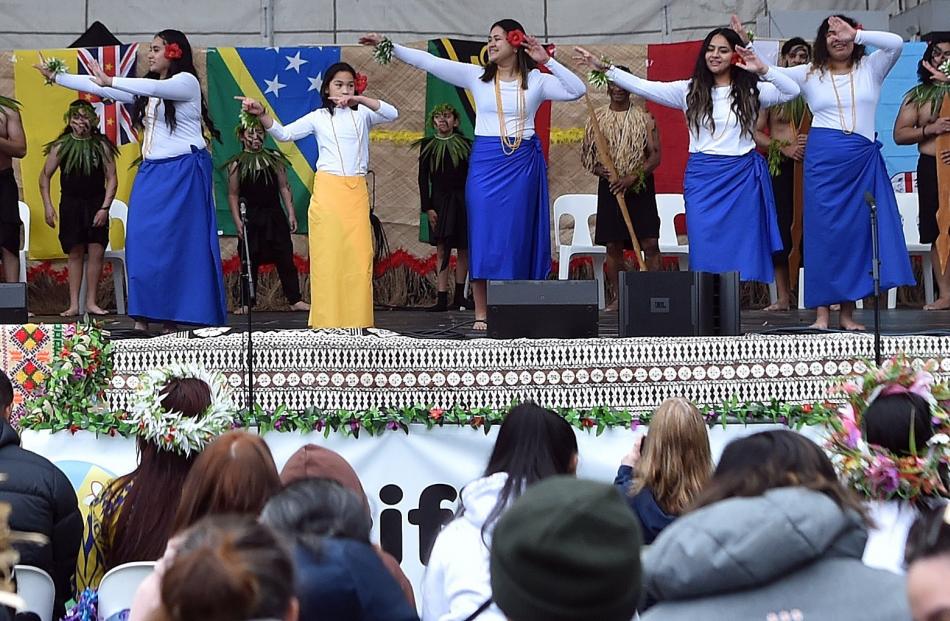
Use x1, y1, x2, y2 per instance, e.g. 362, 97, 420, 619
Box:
487, 280, 598, 339
618, 271, 740, 337
0, 283, 27, 324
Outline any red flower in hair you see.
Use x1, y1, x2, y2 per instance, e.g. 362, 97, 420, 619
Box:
506, 29, 526, 48
730, 51, 743, 65
164, 43, 183, 60
354, 72, 368, 95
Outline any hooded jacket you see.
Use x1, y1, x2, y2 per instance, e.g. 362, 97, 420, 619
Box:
422, 473, 508, 621
0, 417, 81, 620
641, 487, 911, 621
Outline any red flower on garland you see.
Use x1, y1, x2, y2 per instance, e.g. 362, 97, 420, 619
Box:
164, 43, 183, 60
429, 407, 444, 421
69, 424, 80, 435
581, 417, 595, 429
506, 29, 525, 48
802, 403, 814, 413
354, 73, 368, 95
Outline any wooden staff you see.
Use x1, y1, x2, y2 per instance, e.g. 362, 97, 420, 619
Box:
584, 93, 646, 271
788, 109, 811, 291
937, 95, 950, 274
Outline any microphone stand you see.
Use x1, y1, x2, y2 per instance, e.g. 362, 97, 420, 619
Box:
865, 192, 882, 365
239, 199, 255, 413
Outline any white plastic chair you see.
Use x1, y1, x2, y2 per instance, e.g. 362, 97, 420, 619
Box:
553, 194, 606, 309
656, 194, 689, 270
79, 199, 129, 315
14, 565, 54, 621
896, 192, 935, 305
97, 561, 156, 621
17, 201, 29, 283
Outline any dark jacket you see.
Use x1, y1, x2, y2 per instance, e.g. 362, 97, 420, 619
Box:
0, 418, 82, 619
614, 465, 676, 544
294, 538, 419, 621
641, 487, 911, 621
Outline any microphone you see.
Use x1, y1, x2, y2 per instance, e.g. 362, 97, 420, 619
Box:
864, 192, 876, 208
239, 198, 248, 219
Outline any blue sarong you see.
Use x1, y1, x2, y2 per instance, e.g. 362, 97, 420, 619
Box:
683, 150, 782, 283
127, 147, 227, 326
466, 135, 550, 279
803, 128, 913, 308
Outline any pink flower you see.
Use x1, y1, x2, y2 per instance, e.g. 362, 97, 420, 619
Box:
839, 403, 861, 449
867, 454, 900, 494
840, 381, 861, 395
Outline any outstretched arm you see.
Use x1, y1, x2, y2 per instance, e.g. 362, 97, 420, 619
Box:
360, 34, 481, 90
51, 74, 136, 103
235, 97, 318, 142
573, 47, 688, 110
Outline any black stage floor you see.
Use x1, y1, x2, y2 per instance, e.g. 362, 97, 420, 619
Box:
32, 307, 950, 339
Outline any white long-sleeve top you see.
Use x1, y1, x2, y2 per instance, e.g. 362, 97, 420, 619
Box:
605, 65, 801, 155
266, 102, 398, 176
54, 72, 206, 160
775, 29, 903, 141
393, 44, 585, 138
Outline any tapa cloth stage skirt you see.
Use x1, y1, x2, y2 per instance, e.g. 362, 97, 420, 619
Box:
308, 171, 373, 329
803, 128, 913, 308
683, 150, 783, 283
126, 147, 226, 326
466, 135, 550, 280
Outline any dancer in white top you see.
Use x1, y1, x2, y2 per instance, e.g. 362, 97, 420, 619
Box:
772, 15, 913, 330
238, 62, 398, 328
36, 30, 226, 332
575, 28, 800, 284
361, 20, 586, 331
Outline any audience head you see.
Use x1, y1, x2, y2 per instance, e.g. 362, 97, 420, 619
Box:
0, 370, 12, 422
172, 430, 281, 533
261, 478, 371, 553
691, 429, 868, 522
490, 476, 642, 621
476, 403, 578, 534
634, 397, 712, 514
279, 444, 372, 516
151, 515, 297, 621
863, 393, 934, 456
906, 506, 950, 621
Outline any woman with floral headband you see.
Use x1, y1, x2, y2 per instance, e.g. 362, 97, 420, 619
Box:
415, 103, 471, 312
770, 16, 913, 330
362, 20, 586, 331
237, 62, 397, 329
35, 29, 226, 333
575, 28, 799, 286
75, 364, 235, 596
38, 99, 118, 317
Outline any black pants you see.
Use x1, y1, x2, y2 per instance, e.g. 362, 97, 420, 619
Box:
236, 240, 302, 306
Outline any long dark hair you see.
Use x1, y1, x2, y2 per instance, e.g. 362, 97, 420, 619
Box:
690, 430, 870, 523
319, 62, 359, 111
99, 378, 212, 568
131, 29, 221, 142
685, 28, 760, 140
811, 15, 867, 74
479, 19, 536, 90
468, 402, 577, 540
918, 36, 950, 84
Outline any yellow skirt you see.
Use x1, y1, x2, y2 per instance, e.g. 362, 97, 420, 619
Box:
308, 171, 373, 328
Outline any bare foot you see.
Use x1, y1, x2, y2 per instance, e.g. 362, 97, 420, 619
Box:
472, 320, 487, 331
133, 321, 149, 332
161, 322, 178, 335
764, 300, 791, 311
290, 301, 310, 312
85, 304, 109, 315
840, 318, 866, 331
809, 318, 829, 329
233, 306, 248, 316
60, 307, 80, 317
605, 300, 618, 312
925, 297, 950, 310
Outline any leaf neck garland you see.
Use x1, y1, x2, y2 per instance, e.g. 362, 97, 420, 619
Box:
412, 132, 471, 173
225, 148, 292, 185
904, 82, 950, 116
43, 132, 118, 177
0, 96, 21, 113
773, 96, 808, 127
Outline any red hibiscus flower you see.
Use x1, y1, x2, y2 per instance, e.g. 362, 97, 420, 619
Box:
802, 403, 814, 413
354, 72, 368, 95
506, 29, 525, 48
164, 43, 183, 60
730, 51, 743, 65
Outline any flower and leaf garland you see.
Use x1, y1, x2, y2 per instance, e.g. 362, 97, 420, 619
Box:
43, 101, 119, 177
372, 37, 394, 65
587, 55, 613, 90
39, 56, 68, 85
767, 138, 791, 176
904, 58, 950, 114
817, 355, 950, 504
0, 95, 20, 113
412, 104, 472, 173
224, 142, 292, 185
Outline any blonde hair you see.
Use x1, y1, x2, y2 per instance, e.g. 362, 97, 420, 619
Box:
633, 398, 712, 515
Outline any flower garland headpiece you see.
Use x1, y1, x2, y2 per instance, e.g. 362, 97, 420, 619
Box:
127, 363, 237, 457
820, 355, 950, 504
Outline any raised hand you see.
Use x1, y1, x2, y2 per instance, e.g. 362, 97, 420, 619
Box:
86, 59, 112, 87
827, 16, 857, 44
733, 45, 768, 75
730, 14, 750, 44
234, 96, 265, 116
923, 60, 950, 84
573, 46, 606, 71
329, 95, 360, 108
359, 33, 385, 47
522, 34, 551, 64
